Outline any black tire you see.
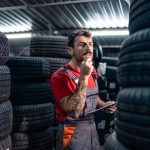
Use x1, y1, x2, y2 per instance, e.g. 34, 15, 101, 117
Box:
129, 0, 150, 34
12, 127, 54, 150
0, 32, 9, 65
116, 110, 150, 128
0, 136, 12, 150
118, 28, 150, 87
116, 127, 150, 150
0, 65, 10, 103
30, 36, 69, 58
12, 102, 54, 132
6, 56, 50, 82
116, 119, 150, 139
93, 41, 103, 63
10, 82, 52, 105
119, 28, 150, 58
45, 57, 70, 77
106, 66, 117, 81
0, 100, 12, 140
101, 57, 118, 67
117, 87, 150, 115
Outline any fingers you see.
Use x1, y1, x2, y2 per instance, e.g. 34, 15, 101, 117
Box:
103, 100, 117, 114
83, 57, 92, 62
105, 106, 117, 114
82, 58, 93, 67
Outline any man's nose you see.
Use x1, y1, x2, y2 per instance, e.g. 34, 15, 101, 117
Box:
83, 43, 90, 49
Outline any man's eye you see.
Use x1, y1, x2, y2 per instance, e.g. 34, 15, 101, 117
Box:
79, 43, 85, 47
82, 43, 87, 47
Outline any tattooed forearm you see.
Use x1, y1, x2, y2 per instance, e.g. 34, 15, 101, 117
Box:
60, 81, 87, 118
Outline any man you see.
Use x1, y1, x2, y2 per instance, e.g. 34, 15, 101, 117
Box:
51, 30, 116, 150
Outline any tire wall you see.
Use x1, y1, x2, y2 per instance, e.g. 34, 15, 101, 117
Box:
6, 56, 55, 150
0, 32, 12, 150
105, 1, 150, 149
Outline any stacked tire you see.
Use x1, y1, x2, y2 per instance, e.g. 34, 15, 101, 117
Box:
102, 56, 119, 100
30, 36, 70, 77
0, 32, 12, 150
105, 0, 150, 149
6, 56, 54, 150
93, 44, 116, 146
30, 35, 69, 148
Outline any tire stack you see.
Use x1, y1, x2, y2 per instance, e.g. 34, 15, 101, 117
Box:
94, 64, 114, 145
6, 56, 54, 150
93, 44, 115, 146
105, 0, 150, 149
0, 32, 13, 150
30, 36, 70, 78
30, 35, 70, 148
101, 56, 119, 100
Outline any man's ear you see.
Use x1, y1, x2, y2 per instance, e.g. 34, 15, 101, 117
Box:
68, 47, 73, 56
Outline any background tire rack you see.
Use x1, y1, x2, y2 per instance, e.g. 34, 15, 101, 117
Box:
6, 56, 55, 150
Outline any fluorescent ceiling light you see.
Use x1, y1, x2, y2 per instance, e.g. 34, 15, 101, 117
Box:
6, 33, 32, 39
0, 25, 31, 33
91, 30, 129, 36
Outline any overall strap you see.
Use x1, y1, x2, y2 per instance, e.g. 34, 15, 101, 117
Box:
60, 66, 98, 87
91, 72, 98, 88
59, 66, 79, 85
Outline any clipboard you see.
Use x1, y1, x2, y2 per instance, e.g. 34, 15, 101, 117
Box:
88, 101, 117, 115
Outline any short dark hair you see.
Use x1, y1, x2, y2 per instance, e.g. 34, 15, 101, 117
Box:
67, 30, 92, 47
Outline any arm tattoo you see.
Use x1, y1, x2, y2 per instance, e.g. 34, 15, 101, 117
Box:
60, 82, 87, 119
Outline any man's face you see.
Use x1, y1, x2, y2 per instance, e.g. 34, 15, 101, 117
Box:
71, 35, 93, 62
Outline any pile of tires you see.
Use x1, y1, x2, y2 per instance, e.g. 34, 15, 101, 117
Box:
0, 32, 12, 150
93, 44, 116, 146
101, 56, 119, 100
105, 0, 150, 149
6, 56, 54, 150
30, 35, 70, 148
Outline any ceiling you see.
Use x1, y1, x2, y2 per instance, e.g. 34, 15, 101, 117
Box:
0, 0, 130, 55
0, 0, 129, 33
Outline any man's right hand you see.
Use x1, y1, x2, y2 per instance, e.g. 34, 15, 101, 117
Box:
80, 58, 93, 78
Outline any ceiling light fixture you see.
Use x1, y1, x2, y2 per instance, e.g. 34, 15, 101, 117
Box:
6, 33, 32, 39
91, 29, 129, 36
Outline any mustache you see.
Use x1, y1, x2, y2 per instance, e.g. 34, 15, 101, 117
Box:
83, 51, 93, 56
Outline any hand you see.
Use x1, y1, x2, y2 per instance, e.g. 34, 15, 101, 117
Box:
80, 58, 93, 78
104, 101, 117, 114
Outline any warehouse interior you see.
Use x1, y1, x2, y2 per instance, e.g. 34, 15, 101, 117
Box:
2, 0, 150, 150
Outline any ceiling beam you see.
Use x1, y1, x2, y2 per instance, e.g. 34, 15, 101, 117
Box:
102, 45, 122, 48
0, 0, 106, 11
56, 27, 129, 35
124, 0, 130, 5
18, 0, 28, 5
